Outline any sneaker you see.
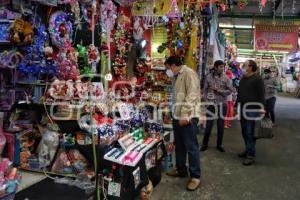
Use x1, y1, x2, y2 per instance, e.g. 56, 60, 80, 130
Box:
166, 168, 187, 178
224, 125, 229, 129
186, 178, 201, 191
216, 146, 225, 152
243, 157, 255, 166
238, 152, 247, 158
200, 145, 208, 152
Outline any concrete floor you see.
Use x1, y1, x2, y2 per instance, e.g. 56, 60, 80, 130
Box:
152, 95, 300, 200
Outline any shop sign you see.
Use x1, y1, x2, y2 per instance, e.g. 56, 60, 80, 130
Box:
254, 20, 299, 53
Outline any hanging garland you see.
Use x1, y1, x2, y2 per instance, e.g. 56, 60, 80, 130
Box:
49, 11, 73, 49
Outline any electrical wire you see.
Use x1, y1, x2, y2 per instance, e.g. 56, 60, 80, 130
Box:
43, 168, 55, 180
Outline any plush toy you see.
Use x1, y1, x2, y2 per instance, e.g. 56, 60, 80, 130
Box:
23, 21, 34, 43
9, 18, 34, 44
9, 18, 24, 43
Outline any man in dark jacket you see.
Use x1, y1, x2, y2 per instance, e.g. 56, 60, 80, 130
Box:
236, 60, 265, 166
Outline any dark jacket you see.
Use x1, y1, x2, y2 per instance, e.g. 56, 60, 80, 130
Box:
236, 74, 266, 109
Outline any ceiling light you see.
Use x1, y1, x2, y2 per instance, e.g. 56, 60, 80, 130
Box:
219, 24, 254, 29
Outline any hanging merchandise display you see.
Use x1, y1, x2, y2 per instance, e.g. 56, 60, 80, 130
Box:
49, 11, 73, 49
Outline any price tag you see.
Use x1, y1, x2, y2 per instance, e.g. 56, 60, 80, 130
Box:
108, 182, 121, 197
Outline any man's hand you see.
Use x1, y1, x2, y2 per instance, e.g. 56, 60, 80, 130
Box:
199, 115, 206, 127
179, 118, 190, 126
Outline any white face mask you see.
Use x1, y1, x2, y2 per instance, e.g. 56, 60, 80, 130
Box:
166, 69, 174, 78
241, 68, 247, 75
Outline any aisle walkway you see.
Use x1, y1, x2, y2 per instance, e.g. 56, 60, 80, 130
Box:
152, 94, 300, 200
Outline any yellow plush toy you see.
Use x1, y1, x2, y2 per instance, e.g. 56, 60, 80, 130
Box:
23, 21, 34, 44
9, 18, 34, 44
9, 18, 24, 43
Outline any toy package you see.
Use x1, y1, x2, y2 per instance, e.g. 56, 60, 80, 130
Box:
51, 149, 90, 175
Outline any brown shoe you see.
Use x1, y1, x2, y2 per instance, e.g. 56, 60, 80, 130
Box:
166, 168, 187, 177
186, 178, 201, 191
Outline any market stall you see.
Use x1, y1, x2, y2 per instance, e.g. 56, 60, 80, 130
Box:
0, 0, 216, 199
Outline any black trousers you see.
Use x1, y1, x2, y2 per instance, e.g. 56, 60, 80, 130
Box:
202, 104, 227, 147
266, 97, 276, 123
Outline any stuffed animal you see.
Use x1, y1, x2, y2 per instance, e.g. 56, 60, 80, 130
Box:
23, 21, 34, 44
9, 18, 24, 43
9, 18, 34, 44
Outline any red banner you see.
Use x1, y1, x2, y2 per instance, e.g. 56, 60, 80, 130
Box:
254, 24, 299, 52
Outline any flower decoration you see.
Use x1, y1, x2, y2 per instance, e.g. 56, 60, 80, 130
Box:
238, 0, 248, 9
55, 47, 79, 80
87, 44, 100, 65
49, 11, 73, 49
0, 22, 10, 42
17, 22, 57, 77
101, 0, 117, 32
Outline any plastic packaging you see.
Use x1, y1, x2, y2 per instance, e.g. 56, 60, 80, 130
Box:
54, 173, 95, 195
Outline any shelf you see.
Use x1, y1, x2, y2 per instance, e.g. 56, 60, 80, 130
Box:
17, 81, 49, 86
19, 168, 77, 178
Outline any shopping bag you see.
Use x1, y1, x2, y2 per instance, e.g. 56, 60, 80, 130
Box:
254, 117, 274, 139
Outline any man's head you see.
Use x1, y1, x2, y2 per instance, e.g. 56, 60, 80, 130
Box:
264, 68, 271, 79
242, 60, 258, 75
214, 60, 225, 76
164, 56, 183, 77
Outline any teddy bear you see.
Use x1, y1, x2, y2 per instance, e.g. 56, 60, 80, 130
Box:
9, 18, 24, 43
9, 18, 34, 44
23, 21, 34, 44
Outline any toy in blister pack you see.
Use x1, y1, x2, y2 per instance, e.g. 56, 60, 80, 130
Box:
145, 149, 156, 171
104, 148, 125, 164
157, 142, 164, 160
132, 167, 141, 189
107, 181, 121, 197
51, 149, 89, 175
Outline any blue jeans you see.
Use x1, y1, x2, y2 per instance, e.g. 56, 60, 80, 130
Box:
203, 104, 227, 147
240, 111, 258, 157
173, 118, 201, 178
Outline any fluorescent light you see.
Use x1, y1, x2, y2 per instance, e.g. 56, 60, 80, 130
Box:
219, 24, 254, 29
236, 57, 255, 62
238, 49, 289, 54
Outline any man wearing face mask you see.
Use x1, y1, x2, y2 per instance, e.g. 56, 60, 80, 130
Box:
164, 56, 202, 191
236, 60, 265, 166
263, 69, 279, 125
201, 60, 235, 152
